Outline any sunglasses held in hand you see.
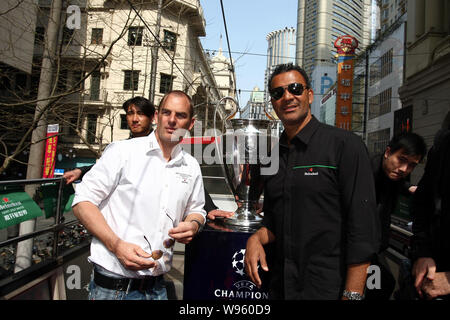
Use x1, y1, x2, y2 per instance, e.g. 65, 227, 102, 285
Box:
269, 82, 308, 100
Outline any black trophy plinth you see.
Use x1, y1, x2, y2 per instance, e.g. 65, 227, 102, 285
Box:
183, 220, 269, 300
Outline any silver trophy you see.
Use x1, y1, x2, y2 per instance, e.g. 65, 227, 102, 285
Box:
214, 96, 274, 228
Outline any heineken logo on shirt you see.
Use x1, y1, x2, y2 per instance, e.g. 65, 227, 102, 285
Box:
293, 164, 337, 176
304, 167, 319, 176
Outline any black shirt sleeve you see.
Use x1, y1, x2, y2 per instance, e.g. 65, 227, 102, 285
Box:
411, 148, 436, 259
79, 165, 94, 179
338, 135, 378, 265
204, 187, 218, 213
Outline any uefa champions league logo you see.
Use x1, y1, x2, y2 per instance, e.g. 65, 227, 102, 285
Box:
231, 249, 246, 276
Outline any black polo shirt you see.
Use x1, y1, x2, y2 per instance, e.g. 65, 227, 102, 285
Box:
262, 116, 378, 299
371, 154, 410, 252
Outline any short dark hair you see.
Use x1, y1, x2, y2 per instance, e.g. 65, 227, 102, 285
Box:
159, 90, 194, 118
122, 96, 156, 118
387, 132, 427, 161
268, 63, 311, 90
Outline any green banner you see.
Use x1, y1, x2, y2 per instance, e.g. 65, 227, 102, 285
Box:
39, 183, 75, 218
0, 191, 43, 229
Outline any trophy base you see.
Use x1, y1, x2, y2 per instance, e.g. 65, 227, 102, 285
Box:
224, 208, 263, 229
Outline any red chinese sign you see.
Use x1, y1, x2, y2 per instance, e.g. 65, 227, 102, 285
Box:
42, 124, 59, 178
334, 35, 358, 131
334, 35, 359, 55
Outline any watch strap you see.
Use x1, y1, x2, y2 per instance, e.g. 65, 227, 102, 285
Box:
342, 290, 364, 300
190, 219, 204, 234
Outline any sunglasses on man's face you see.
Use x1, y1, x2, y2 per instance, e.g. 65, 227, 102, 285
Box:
269, 82, 308, 100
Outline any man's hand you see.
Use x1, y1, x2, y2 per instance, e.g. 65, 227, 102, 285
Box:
413, 257, 436, 298
207, 209, 234, 220
168, 220, 200, 244
112, 239, 155, 271
244, 233, 269, 288
63, 168, 82, 184
421, 272, 450, 299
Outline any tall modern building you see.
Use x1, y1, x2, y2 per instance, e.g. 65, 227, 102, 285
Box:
264, 27, 296, 112
262, 27, 296, 135
295, 0, 375, 75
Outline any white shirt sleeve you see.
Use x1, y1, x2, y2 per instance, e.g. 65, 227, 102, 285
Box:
183, 166, 207, 224
72, 142, 124, 207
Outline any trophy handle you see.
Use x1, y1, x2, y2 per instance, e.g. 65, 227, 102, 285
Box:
214, 96, 240, 197
263, 100, 276, 121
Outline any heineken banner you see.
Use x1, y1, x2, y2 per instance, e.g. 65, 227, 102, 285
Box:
0, 192, 43, 230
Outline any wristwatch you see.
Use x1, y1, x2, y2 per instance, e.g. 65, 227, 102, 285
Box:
190, 219, 204, 234
342, 290, 364, 300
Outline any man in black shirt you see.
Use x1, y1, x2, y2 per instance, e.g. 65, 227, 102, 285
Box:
411, 113, 450, 299
365, 133, 426, 300
245, 63, 378, 300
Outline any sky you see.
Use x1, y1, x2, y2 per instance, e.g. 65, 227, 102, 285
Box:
199, 0, 298, 106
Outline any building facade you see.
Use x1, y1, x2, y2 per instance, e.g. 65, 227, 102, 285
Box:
18, 0, 223, 172
0, 0, 37, 179
379, 0, 407, 33
398, 0, 450, 183
364, 15, 406, 156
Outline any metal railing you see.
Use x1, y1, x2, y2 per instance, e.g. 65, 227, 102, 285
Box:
0, 177, 89, 282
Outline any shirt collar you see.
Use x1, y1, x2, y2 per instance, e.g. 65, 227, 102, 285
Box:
280, 115, 321, 147
148, 131, 186, 166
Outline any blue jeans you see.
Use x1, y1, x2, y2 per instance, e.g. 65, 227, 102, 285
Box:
88, 265, 168, 300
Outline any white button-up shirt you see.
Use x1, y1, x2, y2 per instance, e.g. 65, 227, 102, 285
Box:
72, 132, 206, 277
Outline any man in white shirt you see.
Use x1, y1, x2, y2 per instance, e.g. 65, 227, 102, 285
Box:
72, 90, 206, 300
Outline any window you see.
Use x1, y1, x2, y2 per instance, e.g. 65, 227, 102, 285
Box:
56, 69, 68, 91
370, 49, 393, 86
72, 70, 84, 90
160, 73, 174, 93
15, 73, 27, 90
367, 128, 390, 156
369, 88, 392, 119
128, 26, 143, 46
90, 71, 101, 100
120, 114, 128, 129
86, 114, 97, 144
123, 70, 140, 91
380, 49, 393, 78
163, 30, 177, 51
62, 27, 74, 45
60, 116, 79, 143
68, 117, 78, 136
91, 28, 103, 44
379, 87, 392, 116
369, 59, 381, 86
35, 26, 45, 44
